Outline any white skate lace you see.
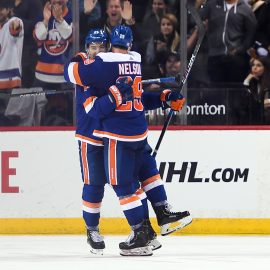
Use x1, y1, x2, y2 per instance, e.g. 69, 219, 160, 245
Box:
90, 230, 104, 243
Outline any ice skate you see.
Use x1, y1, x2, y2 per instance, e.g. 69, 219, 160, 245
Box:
145, 219, 162, 250
154, 204, 192, 236
87, 229, 105, 255
119, 223, 153, 256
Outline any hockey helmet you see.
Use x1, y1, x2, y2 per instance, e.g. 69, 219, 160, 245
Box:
85, 29, 108, 47
110, 25, 133, 50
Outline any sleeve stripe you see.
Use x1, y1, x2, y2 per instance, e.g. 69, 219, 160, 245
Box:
73, 63, 83, 86
68, 62, 83, 86
67, 63, 76, 84
83, 96, 97, 113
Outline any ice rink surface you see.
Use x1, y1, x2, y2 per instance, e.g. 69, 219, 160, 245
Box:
1, 235, 270, 270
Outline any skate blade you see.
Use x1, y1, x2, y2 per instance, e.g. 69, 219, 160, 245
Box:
120, 246, 153, 256
90, 248, 104, 255
148, 238, 162, 251
161, 216, 193, 236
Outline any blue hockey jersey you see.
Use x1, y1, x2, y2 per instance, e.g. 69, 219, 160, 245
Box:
65, 51, 148, 142
75, 84, 104, 145
70, 52, 102, 145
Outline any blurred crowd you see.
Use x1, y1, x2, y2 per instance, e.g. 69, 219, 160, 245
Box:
0, 0, 270, 126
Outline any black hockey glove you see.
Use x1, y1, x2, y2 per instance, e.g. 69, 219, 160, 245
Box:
108, 76, 134, 107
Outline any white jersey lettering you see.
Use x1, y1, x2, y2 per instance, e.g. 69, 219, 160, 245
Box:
119, 63, 141, 75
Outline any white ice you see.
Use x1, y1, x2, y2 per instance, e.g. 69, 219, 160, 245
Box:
0, 235, 270, 270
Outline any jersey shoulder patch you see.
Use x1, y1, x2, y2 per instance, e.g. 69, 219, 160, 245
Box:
83, 58, 95, 65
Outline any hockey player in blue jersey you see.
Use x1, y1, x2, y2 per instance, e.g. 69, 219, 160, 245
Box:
72, 29, 109, 255
66, 25, 191, 256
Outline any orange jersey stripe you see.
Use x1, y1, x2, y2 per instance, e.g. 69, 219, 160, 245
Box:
141, 174, 161, 188
73, 63, 83, 86
83, 96, 96, 108
93, 129, 148, 141
109, 139, 117, 185
81, 142, 90, 184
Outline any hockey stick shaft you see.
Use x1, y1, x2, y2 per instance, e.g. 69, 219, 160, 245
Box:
152, 1, 205, 158
0, 89, 72, 98
142, 76, 176, 84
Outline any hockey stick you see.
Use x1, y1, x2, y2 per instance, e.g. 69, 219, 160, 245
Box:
152, 1, 205, 158
0, 89, 73, 98
142, 74, 181, 85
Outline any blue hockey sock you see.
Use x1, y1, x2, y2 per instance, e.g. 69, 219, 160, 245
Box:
82, 184, 104, 228
141, 174, 167, 204
135, 188, 149, 219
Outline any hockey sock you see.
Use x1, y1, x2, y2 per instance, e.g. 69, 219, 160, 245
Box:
141, 174, 167, 205
82, 184, 104, 228
135, 188, 149, 219
113, 184, 145, 227
119, 194, 145, 227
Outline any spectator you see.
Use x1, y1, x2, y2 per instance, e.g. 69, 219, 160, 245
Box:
79, 0, 102, 49
80, 0, 139, 50
0, 0, 24, 124
80, 0, 101, 23
249, 0, 270, 56
145, 13, 180, 64
144, 13, 198, 79
199, 0, 257, 84
140, 0, 169, 48
243, 56, 270, 124
144, 51, 181, 91
13, 0, 43, 88
144, 52, 182, 125
188, 1, 209, 88
128, 0, 147, 24
33, 0, 73, 125
33, 0, 73, 87
159, 51, 180, 78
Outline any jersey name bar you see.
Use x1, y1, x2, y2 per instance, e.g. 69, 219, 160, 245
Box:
118, 63, 141, 75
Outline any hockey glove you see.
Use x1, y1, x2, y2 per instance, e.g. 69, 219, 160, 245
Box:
108, 76, 134, 107
160, 89, 185, 111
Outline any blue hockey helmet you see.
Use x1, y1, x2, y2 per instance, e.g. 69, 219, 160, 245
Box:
110, 25, 133, 50
85, 28, 108, 47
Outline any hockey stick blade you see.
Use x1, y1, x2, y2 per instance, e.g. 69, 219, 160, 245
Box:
152, 1, 206, 158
